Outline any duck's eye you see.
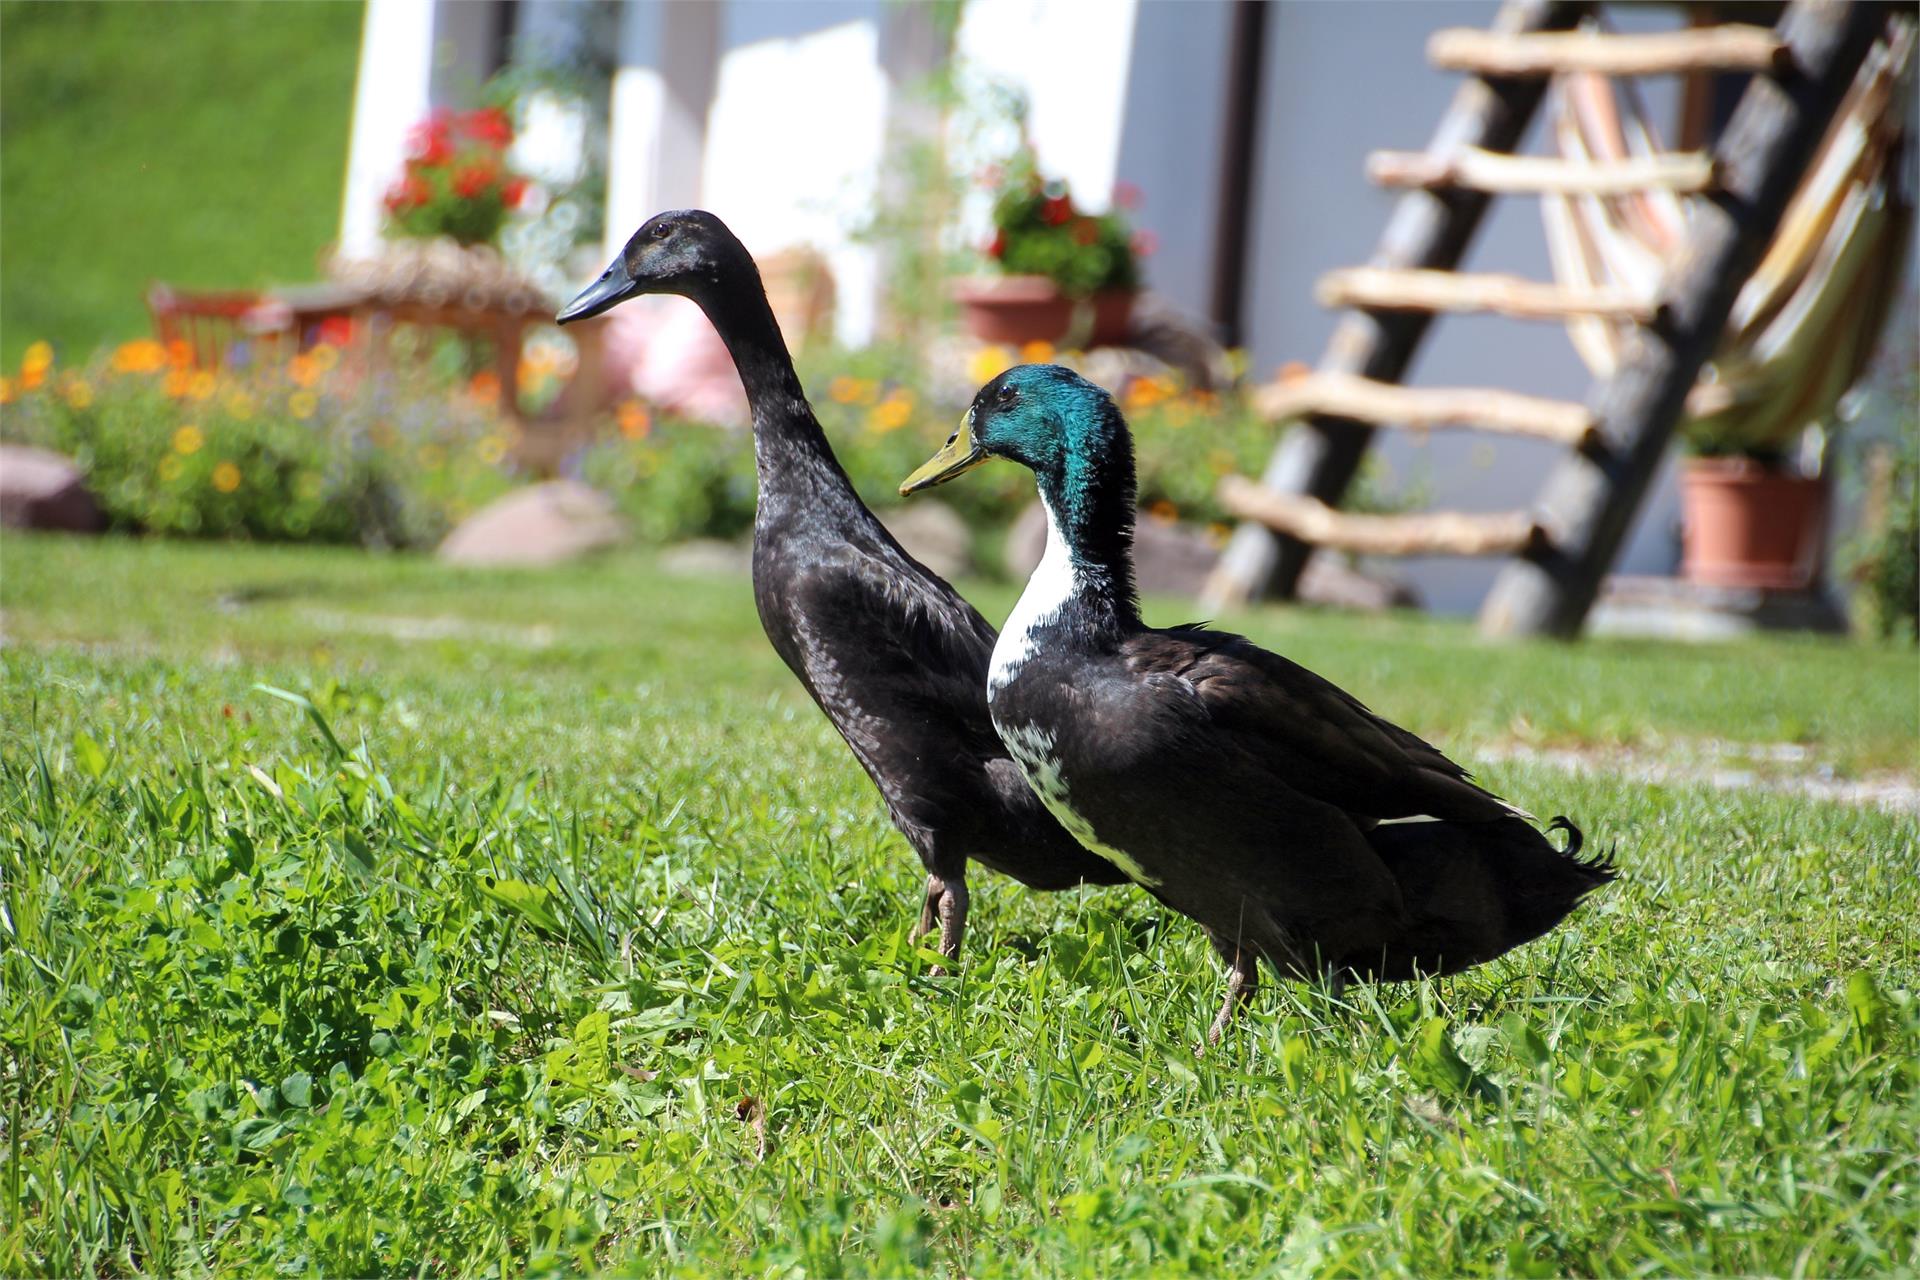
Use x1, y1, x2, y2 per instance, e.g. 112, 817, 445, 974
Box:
998, 386, 1019, 405
651, 224, 672, 241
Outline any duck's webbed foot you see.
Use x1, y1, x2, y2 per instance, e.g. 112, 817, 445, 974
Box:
913, 874, 969, 976
1202, 945, 1259, 1053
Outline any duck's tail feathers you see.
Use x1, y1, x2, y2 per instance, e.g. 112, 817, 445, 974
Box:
1350, 813, 1617, 982
1547, 814, 1619, 883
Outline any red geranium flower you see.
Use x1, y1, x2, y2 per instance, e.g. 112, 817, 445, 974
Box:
461, 107, 514, 147
502, 177, 529, 209
1131, 229, 1159, 258
453, 163, 498, 199
407, 111, 453, 162
1042, 195, 1073, 226
1113, 180, 1143, 210
987, 230, 1007, 259
318, 315, 355, 347
383, 174, 432, 213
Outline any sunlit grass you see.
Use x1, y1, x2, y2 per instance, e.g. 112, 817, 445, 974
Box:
2, 533, 1915, 1275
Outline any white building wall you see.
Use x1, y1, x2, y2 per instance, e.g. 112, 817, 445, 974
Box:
1112, 0, 1238, 323
604, 1, 721, 255
698, 1, 891, 347
338, 0, 437, 258
956, 0, 1140, 210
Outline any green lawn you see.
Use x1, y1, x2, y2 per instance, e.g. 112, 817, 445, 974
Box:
3, 533, 1916, 1276
0, 0, 365, 367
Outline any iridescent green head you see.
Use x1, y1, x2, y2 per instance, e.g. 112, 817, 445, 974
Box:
899, 364, 1131, 508
901, 364, 1137, 601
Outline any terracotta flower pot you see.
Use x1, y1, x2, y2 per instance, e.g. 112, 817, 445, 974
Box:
953, 275, 1134, 349
1680, 457, 1829, 590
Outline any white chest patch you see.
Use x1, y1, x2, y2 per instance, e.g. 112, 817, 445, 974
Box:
989, 497, 1075, 696
997, 721, 1161, 888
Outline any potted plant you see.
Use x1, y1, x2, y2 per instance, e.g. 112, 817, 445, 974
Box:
1677, 436, 1830, 591
955, 150, 1146, 349
383, 107, 531, 248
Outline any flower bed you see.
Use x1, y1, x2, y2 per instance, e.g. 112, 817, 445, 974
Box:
1, 338, 514, 547
3, 335, 1284, 566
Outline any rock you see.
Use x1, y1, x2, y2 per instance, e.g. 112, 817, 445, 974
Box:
438, 480, 627, 567
0, 445, 105, 533
1004, 498, 1419, 610
659, 538, 751, 577
1296, 555, 1422, 613
881, 498, 973, 580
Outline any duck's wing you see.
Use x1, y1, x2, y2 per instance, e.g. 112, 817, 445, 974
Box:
773, 540, 1004, 757
1122, 625, 1517, 825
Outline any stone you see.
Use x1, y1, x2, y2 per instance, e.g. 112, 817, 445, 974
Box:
1003, 499, 1419, 610
0, 445, 105, 533
881, 498, 973, 580
1296, 555, 1422, 613
437, 480, 627, 567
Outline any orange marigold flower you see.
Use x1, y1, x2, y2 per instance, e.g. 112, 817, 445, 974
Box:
20, 366, 44, 391
868, 393, 913, 434
112, 340, 167, 374
288, 354, 321, 387
166, 340, 194, 370
1019, 340, 1056, 364
163, 369, 193, 398
827, 375, 861, 404
1146, 499, 1178, 523
616, 400, 651, 440
22, 341, 54, 374
968, 346, 1013, 384
468, 370, 501, 404
211, 462, 242, 493
1124, 375, 1174, 411
172, 425, 204, 455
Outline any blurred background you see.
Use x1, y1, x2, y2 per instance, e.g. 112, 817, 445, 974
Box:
2, 0, 1914, 638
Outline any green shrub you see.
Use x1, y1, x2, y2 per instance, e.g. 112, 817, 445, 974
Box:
1845, 433, 1919, 642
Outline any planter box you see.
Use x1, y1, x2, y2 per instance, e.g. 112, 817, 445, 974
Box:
1680, 457, 1829, 590
953, 275, 1134, 349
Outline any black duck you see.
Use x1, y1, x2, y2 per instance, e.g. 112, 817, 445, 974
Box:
558, 214, 1127, 964
900, 363, 1615, 1036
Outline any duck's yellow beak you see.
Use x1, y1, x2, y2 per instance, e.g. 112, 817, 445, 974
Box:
900, 412, 989, 495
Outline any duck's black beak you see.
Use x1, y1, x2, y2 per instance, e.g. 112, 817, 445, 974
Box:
557, 256, 636, 324
900, 411, 989, 495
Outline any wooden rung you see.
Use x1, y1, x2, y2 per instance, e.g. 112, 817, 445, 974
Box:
1318, 267, 1657, 323
1218, 475, 1541, 557
1429, 25, 1790, 77
1367, 146, 1719, 195
1256, 372, 1597, 446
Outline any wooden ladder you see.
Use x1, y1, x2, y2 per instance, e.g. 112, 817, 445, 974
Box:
1202, 0, 1889, 638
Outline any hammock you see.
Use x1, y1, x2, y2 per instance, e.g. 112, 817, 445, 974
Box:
1540, 17, 1915, 458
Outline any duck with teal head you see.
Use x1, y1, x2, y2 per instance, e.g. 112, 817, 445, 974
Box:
559, 215, 1128, 969
902, 364, 1615, 1041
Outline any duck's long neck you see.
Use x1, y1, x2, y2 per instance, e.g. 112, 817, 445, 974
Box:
691, 275, 841, 486
1009, 444, 1141, 654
